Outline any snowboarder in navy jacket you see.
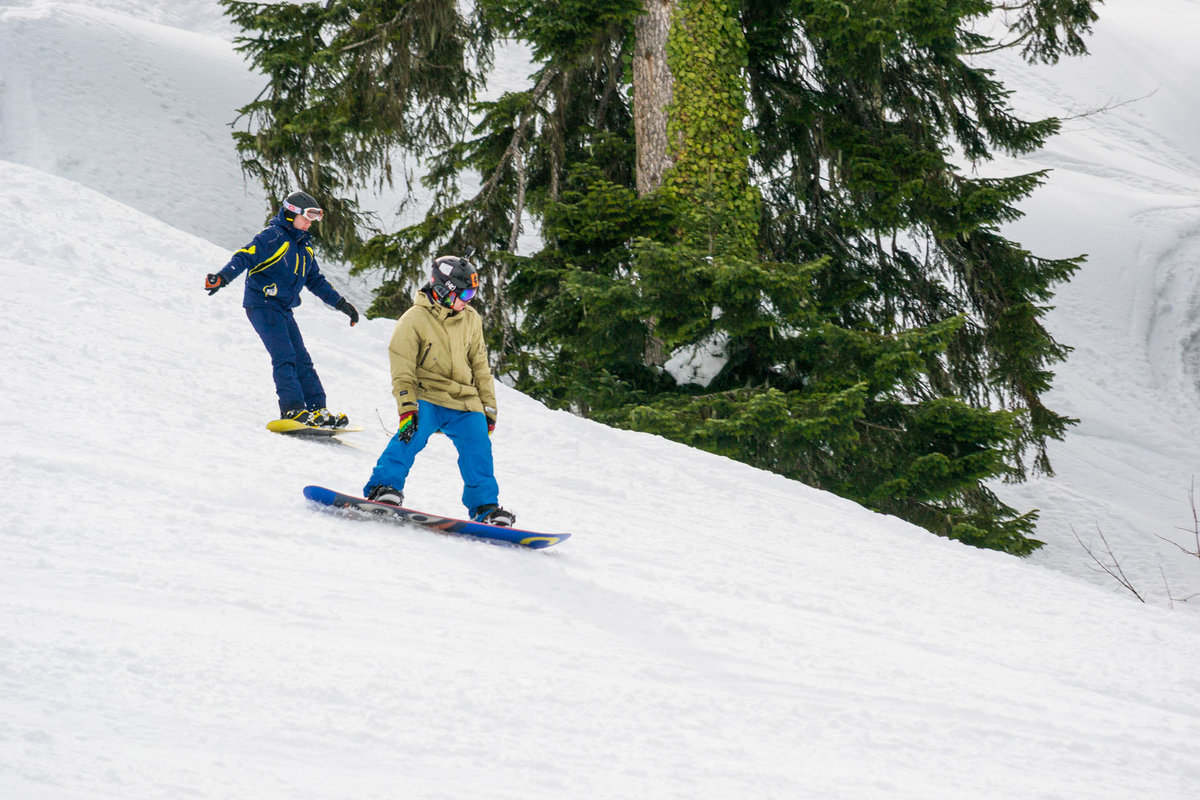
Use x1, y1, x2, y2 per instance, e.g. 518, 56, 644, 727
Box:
204, 190, 359, 428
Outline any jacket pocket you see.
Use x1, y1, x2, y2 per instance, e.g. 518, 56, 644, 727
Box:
417, 343, 433, 368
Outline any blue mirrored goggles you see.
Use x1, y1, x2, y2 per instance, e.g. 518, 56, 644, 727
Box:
454, 287, 477, 302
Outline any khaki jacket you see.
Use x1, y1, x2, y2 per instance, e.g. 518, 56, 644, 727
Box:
388, 291, 497, 419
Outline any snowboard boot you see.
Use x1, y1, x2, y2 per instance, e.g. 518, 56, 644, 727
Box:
282, 408, 315, 425
310, 407, 349, 429
472, 504, 516, 527
367, 485, 404, 506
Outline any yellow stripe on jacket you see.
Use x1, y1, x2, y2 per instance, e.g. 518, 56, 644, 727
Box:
249, 241, 290, 275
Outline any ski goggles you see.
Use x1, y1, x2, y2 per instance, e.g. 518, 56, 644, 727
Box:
283, 200, 324, 221
455, 287, 477, 302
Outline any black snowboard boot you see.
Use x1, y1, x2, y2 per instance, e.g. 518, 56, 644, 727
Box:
282, 408, 315, 425
311, 407, 349, 428
472, 504, 516, 527
367, 485, 404, 506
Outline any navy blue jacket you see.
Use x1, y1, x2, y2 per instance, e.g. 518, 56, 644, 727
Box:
218, 210, 344, 311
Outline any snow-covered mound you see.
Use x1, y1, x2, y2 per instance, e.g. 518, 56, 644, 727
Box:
0, 2, 264, 247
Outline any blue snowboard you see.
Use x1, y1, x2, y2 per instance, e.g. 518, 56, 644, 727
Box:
302, 485, 570, 549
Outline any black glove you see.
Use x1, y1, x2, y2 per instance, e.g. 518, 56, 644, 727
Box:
336, 298, 359, 326
397, 410, 418, 443
204, 273, 226, 295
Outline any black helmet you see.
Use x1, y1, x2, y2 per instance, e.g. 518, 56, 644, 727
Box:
281, 190, 323, 223
429, 255, 479, 306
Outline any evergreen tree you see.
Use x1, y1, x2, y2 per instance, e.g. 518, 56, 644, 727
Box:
741, 0, 1093, 478
219, 0, 492, 259
224, 0, 1102, 554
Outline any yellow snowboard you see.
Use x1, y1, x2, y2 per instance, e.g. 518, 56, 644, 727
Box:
266, 418, 364, 436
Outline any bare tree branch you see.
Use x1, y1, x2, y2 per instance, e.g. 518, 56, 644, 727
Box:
1057, 89, 1160, 123
1155, 476, 1200, 559
1073, 524, 1145, 603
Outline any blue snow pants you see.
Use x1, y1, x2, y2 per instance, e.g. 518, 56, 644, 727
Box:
245, 305, 326, 415
364, 399, 499, 514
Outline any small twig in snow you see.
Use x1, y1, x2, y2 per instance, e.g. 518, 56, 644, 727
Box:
1073, 524, 1145, 603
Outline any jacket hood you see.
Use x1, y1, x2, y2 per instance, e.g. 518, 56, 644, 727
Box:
270, 209, 310, 243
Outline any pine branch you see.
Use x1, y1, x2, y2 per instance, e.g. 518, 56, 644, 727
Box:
476, 66, 560, 207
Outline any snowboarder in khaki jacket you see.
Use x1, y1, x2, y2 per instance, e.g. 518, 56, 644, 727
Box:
363, 255, 515, 527
389, 290, 497, 418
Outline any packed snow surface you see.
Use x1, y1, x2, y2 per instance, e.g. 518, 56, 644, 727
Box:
3, 1, 1200, 798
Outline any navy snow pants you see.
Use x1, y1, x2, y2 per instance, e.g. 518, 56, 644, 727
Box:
245, 305, 327, 415
364, 400, 499, 514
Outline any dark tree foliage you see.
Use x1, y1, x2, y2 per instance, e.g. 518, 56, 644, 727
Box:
220, 0, 492, 256
519, 167, 1042, 553
741, 0, 1093, 478
224, 0, 1103, 554
346, 0, 641, 343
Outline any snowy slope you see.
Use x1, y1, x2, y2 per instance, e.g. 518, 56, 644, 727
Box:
3, 1, 1200, 797
979, 0, 1200, 600
4, 157, 1200, 799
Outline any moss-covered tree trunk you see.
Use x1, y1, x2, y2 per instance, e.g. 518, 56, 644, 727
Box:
661, 0, 759, 260
633, 0, 760, 366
